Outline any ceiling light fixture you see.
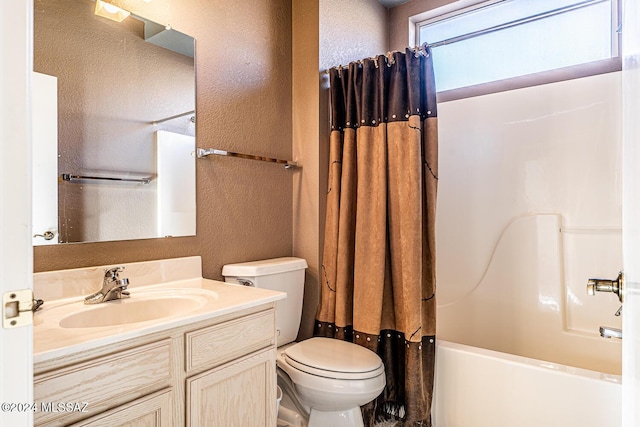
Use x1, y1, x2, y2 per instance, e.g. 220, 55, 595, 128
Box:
94, 0, 130, 22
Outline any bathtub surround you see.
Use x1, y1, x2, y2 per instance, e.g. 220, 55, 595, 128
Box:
316, 48, 438, 426
437, 213, 622, 374
436, 72, 622, 374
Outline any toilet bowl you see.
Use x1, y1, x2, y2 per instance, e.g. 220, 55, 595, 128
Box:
222, 258, 386, 427
277, 338, 385, 426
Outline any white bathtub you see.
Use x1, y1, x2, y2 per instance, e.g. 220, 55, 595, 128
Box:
432, 340, 621, 427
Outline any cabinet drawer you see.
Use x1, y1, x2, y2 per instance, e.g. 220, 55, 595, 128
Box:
186, 309, 275, 372
69, 389, 173, 427
35, 339, 172, 426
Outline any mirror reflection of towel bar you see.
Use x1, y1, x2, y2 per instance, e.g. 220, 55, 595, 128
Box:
60, 173, 152, 184
151, 110, 195, 125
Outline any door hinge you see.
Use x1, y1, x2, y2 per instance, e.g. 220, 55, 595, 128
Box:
3, 289, 34, 328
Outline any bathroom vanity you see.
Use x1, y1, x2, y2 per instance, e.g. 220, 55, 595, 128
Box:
33, 257, 284, 426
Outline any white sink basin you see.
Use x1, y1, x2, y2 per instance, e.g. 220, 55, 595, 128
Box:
57, 289, 217, 329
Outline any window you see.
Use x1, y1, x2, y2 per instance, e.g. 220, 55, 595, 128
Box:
415, 0, 621, 98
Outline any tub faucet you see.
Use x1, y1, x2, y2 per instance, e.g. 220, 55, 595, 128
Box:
84, 266, 130, 304
597, 305, 624, 339
600, 326, 622, 339
586, 272, 624, 340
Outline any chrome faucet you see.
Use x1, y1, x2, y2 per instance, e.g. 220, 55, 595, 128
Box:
84, 266, 130, 304
586, 272, 624, 340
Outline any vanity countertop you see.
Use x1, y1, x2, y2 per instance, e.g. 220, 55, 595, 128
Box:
33, 257, 285, 364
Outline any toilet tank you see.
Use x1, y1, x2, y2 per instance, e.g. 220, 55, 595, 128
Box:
222, 257, 308, 346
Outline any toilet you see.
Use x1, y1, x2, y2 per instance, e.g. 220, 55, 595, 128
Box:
222, 257, 386, 427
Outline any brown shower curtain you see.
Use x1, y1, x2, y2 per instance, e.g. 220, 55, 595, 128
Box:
315, 47, 438, 427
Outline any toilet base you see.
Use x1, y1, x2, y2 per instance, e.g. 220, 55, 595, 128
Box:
278, 404, 307, 427
308, 407, 364, 427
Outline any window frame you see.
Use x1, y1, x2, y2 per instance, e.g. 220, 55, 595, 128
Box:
410, 0, 622, 102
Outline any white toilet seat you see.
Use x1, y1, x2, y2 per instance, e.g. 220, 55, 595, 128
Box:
282, 337, 384, 380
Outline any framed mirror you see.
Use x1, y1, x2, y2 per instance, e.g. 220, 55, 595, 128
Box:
32, 0, 196, 245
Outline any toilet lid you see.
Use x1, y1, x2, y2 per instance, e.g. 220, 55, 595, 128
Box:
283, 337, 384, 380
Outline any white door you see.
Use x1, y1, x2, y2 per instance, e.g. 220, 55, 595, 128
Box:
622, 0, 640, 425
32, 72, 59, 246
1, 0, 34, 426
155, 131, 196, 237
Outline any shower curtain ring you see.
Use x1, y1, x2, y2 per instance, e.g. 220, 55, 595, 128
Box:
420, 42, 430, 58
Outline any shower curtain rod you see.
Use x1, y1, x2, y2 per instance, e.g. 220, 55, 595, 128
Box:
322, 0, 606, 74
196, 148, 299, 169
151, 110, 195, 125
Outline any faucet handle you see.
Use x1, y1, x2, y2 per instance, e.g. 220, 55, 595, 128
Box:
105, 277, 130, 300
115, 278, 129, 288
586, 271, 625, 303
104, 266, 125, 280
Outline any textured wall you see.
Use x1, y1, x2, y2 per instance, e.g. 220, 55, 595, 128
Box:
320, 0, 388, 68
34, 0, 293, 280
291, 0, 388, 340
292, 0, 321, 340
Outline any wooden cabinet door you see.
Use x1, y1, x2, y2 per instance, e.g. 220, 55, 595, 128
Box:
187, 348, 276, 427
